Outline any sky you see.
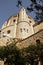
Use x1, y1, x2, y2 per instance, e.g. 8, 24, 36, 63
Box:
0, 0, 35, 28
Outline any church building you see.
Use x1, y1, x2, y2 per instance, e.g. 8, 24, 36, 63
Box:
0, 7, 43, 48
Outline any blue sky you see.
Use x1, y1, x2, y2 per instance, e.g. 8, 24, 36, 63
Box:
0, 0, 35, 28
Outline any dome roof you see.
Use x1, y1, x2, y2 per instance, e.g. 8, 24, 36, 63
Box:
2, 7, 35, 29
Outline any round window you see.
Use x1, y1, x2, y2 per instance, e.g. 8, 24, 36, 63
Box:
7, 30, 11, 34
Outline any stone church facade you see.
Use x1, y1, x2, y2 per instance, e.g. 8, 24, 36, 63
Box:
0, 7, 43, 48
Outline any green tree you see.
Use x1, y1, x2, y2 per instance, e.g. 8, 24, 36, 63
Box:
17, 0, 43, 22
21, 43, 43, 65
0, 42, 43, 65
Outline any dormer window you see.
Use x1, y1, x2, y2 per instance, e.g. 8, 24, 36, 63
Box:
13, 19, 16, 22
0, 30, 1, 32
29, 21, 31, 23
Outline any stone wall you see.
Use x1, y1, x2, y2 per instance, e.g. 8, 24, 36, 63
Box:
16, 29, 43, 49
34, 22, 43, 33
0, 29, 43, 48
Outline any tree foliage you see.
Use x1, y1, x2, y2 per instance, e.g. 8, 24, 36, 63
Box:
0, 42, 43, 65
17, 0, 43, 22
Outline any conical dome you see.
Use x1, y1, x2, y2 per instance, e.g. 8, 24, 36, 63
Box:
18, 7, 28, 22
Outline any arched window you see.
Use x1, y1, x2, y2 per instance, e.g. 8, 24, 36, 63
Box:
20, 28, 22, 32
24, 28, 25, 31
27, 29, 28, 33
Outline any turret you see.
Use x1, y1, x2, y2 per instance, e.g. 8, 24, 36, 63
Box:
16, 7, 35, 39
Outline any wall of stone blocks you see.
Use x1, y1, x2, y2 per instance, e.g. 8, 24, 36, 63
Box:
16, 30, 43, 49
34, 22, 43, 33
